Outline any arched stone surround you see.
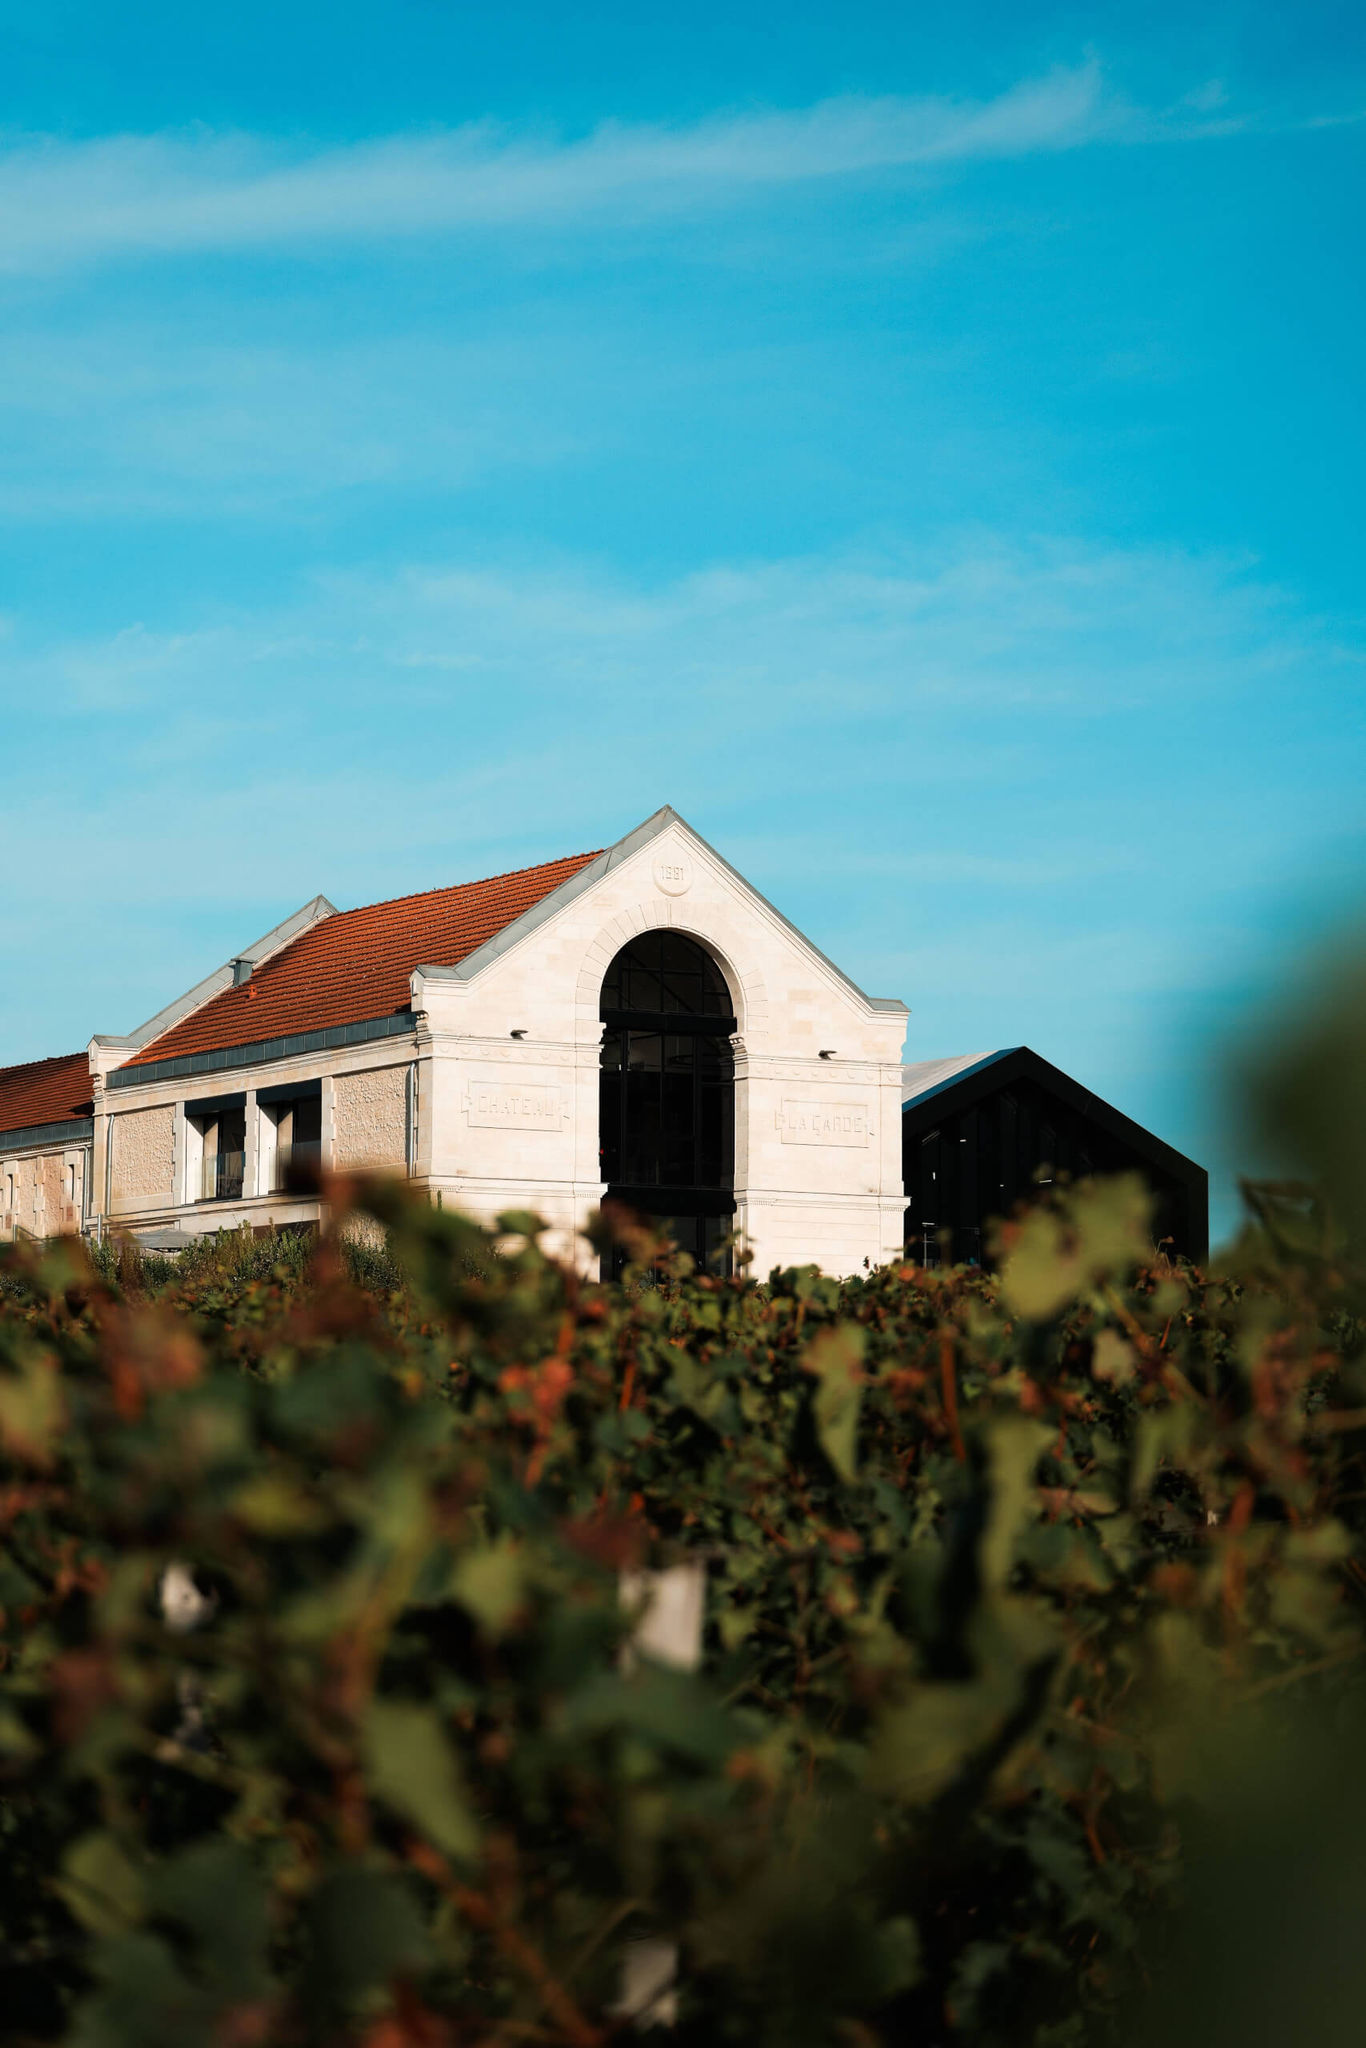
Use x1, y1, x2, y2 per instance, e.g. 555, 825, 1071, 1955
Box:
574, 899, 770, 1045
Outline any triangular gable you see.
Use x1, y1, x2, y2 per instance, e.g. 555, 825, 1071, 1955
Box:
900, 1045, 1206, 1183
414, 806, 908, 1020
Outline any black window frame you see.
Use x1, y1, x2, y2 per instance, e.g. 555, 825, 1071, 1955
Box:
598, 932, 737, 1276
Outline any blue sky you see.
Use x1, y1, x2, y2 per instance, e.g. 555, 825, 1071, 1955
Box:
1, 1, 1363, 1242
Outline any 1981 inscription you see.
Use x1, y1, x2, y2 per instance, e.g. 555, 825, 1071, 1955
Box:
652, 852, 693, 896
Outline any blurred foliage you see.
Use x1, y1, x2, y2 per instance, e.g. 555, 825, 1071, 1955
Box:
1124, 1697, 1366, 2048
2, 961, 1366, 2045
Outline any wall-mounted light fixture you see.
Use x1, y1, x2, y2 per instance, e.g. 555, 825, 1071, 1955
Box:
818, 1049, 836, 1060
510, 1029, 528, 1039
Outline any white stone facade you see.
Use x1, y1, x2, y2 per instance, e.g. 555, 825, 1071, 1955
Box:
412, 817, 907, 1273
2, 812, 910, 1277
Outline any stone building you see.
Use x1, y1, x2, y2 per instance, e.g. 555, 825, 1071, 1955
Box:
0, 810, 911, 1276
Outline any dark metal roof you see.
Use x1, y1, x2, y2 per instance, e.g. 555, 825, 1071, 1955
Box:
902, 1050, 1020, 1110
901, 1044, 1206, 1186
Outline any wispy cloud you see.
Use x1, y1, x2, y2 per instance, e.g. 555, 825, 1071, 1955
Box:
1, 531, 1344, 787
0, 323, 589, 516
0, 62, 1129, 273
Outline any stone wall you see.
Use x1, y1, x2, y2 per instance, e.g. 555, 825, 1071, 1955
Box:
334, 1065, 408, 1170
2, 1158, 33, 1235
1, 1151, 85, 1237
111, 1105, 175, 1203
38, 1156, 66, 1231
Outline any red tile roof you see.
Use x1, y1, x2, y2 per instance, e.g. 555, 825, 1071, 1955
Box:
121, 848, 603, 1072
0, 1051, 94, 1136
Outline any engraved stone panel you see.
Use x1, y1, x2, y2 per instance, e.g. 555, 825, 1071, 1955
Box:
776, 1100, 872, 1147
463, 1078, 568, 1131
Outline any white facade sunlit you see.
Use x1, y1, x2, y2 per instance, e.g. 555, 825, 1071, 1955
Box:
0, 810, 909, 1277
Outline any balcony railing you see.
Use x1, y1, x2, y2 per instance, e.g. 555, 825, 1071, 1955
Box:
270, 1140, 322, 1192
200, 1150, 245, 1202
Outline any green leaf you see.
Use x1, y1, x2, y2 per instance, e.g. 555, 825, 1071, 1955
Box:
69, 1931, 210, 2048
305, 1868, 435, 2007
450, 1535, 527, 1635
871, 1682, 1008, 1804
56, 1832, 146, 1937
0, 1354, 64, 1464
147, 1841, 271, 1994
804, 1324, 865, 1483
559, 1667, 736, 1766
873, 1914, 923, 1997
999, 1176, 1152, 1319
0, 1556, 41, 1605
1092, 1328, 1138, 1385
362, 1699, 480, 1863
0, 1701, 38, 1757
981, 1417, 1052, 1591
229, 1471, 330, 1535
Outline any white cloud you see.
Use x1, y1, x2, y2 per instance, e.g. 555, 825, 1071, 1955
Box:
0, 63, 1123, 272
0, 531, 1329, 729
0, 323, 592, 515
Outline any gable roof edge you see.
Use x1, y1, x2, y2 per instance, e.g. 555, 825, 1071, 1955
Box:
902, 1050, 1015, 1109
414, 806, 909, 1020
92, 894, 338, 1057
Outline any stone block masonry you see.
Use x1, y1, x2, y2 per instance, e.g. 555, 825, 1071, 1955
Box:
334, 1064, 409, 1170
111, 1105, 175, 1204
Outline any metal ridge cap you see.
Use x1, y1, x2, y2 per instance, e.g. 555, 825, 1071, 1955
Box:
120, 892, 339, 1051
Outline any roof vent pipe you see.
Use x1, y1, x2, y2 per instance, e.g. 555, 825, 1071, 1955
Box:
230, 958, 252, 988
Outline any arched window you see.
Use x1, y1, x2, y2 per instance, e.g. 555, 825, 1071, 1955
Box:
599, 930, 735, 1273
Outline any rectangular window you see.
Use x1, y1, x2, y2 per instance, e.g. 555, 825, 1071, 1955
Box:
184, 1090, 250, 1203
260, 1086, 322, 1192
192, 1109, 246, 1202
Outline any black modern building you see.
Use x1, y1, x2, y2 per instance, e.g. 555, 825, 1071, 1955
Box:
902, 1048, 1208, 1267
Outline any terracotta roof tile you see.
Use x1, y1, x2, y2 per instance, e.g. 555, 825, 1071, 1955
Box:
0, 1051, 94, 1137
122, 848, 603, 1072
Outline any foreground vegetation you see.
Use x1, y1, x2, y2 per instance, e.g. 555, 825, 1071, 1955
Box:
2, 971, 1366, 2046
